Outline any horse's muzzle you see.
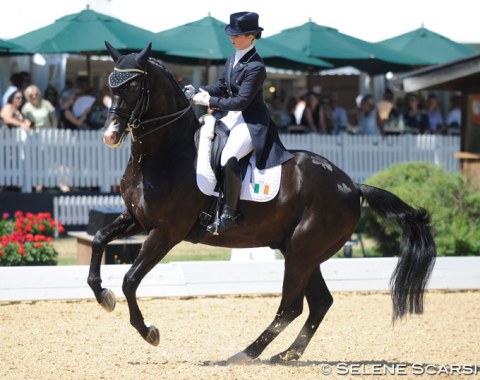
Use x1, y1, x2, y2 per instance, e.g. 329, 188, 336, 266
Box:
103, 121, 123, 147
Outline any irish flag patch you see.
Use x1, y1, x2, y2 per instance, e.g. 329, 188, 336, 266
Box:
254, 182, 270, 195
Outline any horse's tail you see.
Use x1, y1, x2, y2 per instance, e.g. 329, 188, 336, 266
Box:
357, 183, 436, 321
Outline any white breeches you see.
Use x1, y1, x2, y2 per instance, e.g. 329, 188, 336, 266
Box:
220, 112, 254, 166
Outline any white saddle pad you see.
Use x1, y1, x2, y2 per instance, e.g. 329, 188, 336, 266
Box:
196, 115, 281, 202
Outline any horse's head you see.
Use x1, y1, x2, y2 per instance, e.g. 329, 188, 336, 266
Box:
103, 42, 194, 148
103, 41, 152, 147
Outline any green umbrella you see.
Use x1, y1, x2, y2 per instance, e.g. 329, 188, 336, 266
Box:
377, 26, 477, 65
0, 38, 29, 55
9, 8, 156, 82
153, 15, 331, 73
10, 8, 155, 54
265, 21, 428, 75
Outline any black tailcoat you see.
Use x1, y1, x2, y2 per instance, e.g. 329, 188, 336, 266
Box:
201, 47, 293, 170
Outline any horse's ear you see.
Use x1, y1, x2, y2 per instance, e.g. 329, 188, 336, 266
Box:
136, 43, 152, 67
105, 41, 122, 63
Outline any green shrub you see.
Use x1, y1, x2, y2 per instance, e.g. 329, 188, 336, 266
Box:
364, 162, 480, 256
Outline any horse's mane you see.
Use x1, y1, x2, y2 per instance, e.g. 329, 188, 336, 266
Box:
147, 57, 200, 132
148, 57, 184, 96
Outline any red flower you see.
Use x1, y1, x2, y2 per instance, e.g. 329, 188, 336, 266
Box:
2, 212, 9, 219
34, 242, 43, 248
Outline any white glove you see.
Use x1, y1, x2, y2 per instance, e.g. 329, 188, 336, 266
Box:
193, 88, 210, 107
182, 84, 196, 101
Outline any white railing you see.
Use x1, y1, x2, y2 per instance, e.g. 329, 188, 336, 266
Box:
53, 195, 124, 228
1, 257, 479, 301
0, 128, 130, 192
283, 133, 460, 182
0, 129, 460, 192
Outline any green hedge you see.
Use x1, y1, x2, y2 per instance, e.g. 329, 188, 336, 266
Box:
364, 162, 480, 256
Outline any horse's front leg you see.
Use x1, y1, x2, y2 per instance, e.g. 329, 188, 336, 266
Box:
122, 228, 176, 346
87, 211, 142, 311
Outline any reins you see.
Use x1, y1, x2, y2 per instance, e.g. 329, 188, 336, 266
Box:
109, 68, 192, 142
125, 104, 192, 142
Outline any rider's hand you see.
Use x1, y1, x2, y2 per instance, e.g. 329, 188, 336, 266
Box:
193, 89, 210, 107
182, 84, 197, 101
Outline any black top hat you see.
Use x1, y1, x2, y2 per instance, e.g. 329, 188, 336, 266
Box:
224, 12, 264, 36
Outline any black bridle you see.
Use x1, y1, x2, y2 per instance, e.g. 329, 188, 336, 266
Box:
108, 68, 192, 142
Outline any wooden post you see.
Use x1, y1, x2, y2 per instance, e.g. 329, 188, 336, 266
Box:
453, 152, 480, 187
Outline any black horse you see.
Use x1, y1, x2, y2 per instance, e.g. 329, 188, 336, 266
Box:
88, 43, 436, 364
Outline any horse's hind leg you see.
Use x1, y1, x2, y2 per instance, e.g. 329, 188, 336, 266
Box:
87, 211, 141, 311
270, 266, 332, 363
227, 256, 310, 364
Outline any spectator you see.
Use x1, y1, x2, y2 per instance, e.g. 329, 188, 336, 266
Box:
0, 90, 32, 130
325, 92, 348, 134
425, 93, 444, 134
86, 89, 109, 130
269, 94, 290, 132
446, 94, 462, 133
376, 88, 398, 125
285, 96, 298, 126
403, 93, 428, 134
19, 71, 31, 91
44, 85, 61, 125
2, 72, 23, 107
358, 94, 384, 136
292, 94, 306, 126
59, 90, 90, 130
2, 71, 31, 105
22, 85, 58, 129
72, 76, 95, 118
301, 92, 326, 133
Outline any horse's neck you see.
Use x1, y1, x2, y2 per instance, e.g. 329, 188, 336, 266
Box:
130, 115, 198, 159
129, 63, 199, 161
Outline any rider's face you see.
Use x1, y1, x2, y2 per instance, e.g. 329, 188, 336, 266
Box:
230, 34, 254, 50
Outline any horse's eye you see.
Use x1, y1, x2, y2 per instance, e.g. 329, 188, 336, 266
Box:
128, 81, 140, 88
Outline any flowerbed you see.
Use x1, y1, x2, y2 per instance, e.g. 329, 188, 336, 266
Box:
0, 211, 65, 266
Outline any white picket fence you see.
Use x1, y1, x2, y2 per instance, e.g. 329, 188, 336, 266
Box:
53, 195, 124, 228
0, 128, 460, 192
0, 129, 130, 192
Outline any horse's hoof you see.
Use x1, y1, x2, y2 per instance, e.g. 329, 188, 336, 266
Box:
226, 351, 252, 365
270, 350, 301, 363
100, 289, 116, 312
145, 325, 160, 346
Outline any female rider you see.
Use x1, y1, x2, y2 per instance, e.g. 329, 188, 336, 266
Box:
188, 11, 293, 234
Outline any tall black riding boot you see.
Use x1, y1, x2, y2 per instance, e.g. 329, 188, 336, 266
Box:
207, 157, 241, 234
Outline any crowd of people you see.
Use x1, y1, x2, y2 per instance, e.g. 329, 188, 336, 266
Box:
0, 72, 112, 192
1, 70, 463, 138
0, 71, 110, 132
268, 90, 349, 135
267, 88, 463, 136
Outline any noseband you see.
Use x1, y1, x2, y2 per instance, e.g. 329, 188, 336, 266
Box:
108, 67, 192, 142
